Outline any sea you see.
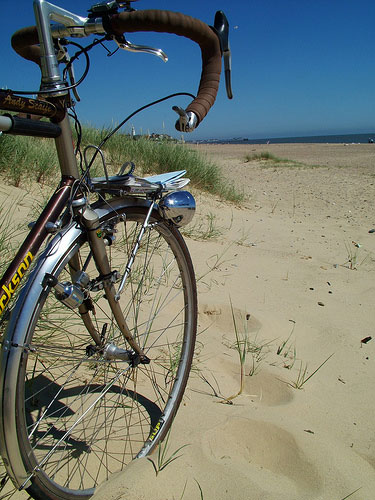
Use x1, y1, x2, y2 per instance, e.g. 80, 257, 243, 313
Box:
191, 133, 375, 145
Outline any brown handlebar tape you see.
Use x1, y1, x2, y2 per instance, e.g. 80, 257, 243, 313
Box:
11, 10, 222, 126
109, 10, 222, 124
11, 26, 41, 67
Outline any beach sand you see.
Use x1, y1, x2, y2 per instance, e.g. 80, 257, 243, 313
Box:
1, 143, 375, 499
94, 143, 375, 500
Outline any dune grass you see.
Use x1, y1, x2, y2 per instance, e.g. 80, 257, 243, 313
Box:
244, 151, 305, 168
0, 197, 31, 273
147, 429, 189, 477
0, 125, 243, 202
84, 127, 243, 202
288, 353, 334, 389
0, 134, 58, 186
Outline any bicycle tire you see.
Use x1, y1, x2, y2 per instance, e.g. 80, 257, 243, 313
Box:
0, 202, 197, 500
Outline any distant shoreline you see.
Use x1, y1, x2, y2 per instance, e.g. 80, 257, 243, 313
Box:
188, 132, 375, 145
187, 141, 375, 170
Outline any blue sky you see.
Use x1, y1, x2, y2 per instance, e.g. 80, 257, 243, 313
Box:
2, 0, 375, 140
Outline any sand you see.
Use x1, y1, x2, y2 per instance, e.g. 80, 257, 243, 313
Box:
1, 142, 375, 499
94, 142, 375, 500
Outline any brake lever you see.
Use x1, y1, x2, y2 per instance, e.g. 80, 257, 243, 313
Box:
114, 34, 168, 62
213, 11, 233, 99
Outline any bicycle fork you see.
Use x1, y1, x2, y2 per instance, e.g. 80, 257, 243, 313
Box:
79, 203, 153, 364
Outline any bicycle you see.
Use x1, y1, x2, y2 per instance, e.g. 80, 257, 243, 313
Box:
0, 1, 232, 499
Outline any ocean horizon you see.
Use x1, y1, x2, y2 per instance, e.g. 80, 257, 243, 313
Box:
192, 132, 375, 145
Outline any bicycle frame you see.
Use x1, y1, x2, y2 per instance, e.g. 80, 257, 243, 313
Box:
0, 0, 87, 316
0, 176, 75, 317
0, 2, 116, 321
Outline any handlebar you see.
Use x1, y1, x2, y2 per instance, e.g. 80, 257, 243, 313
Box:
11, 6, 224, 131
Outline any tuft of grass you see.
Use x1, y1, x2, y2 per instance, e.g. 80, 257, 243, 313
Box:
179, 481, 188, 500
195, 370, 226, 401
244, 151, 305, 168
0, 201, 28, 346
234, 225, 255, 247
147, 430, 189, 476
182, 212, 222, 241
245, 151, 279, 161
277, 321, 297, 370
342, 240, 369, 270
221, 299, 268, 403
289, 353, 334, 389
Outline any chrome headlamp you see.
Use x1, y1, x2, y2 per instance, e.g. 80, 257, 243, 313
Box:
158, 191, 196, 227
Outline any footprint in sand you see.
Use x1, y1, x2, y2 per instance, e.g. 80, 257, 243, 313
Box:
202, 417, 322, 495
243, 369, 294, 406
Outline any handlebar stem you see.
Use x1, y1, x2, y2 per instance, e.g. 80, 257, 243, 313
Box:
33, 0, 89, 95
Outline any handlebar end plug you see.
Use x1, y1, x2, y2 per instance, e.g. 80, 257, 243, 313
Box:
173, 106, 198, 133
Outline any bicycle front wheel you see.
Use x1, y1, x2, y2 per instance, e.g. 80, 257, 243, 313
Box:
0, 204, 196, 500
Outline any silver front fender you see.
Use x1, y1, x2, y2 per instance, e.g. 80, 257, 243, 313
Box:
0, 220, 84, 488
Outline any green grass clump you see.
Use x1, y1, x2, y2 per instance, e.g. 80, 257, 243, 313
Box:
0, 203, 21, 276
244, 151, 304, 168
245, 151, 279, 161
147, 429, 189, 476
85, 129, 243, 202
0, 134, 58, 186
0, 125, 243, 202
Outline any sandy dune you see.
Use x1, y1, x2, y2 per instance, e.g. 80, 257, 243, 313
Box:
95, 143, 375, 500
1, 142, 374, 499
